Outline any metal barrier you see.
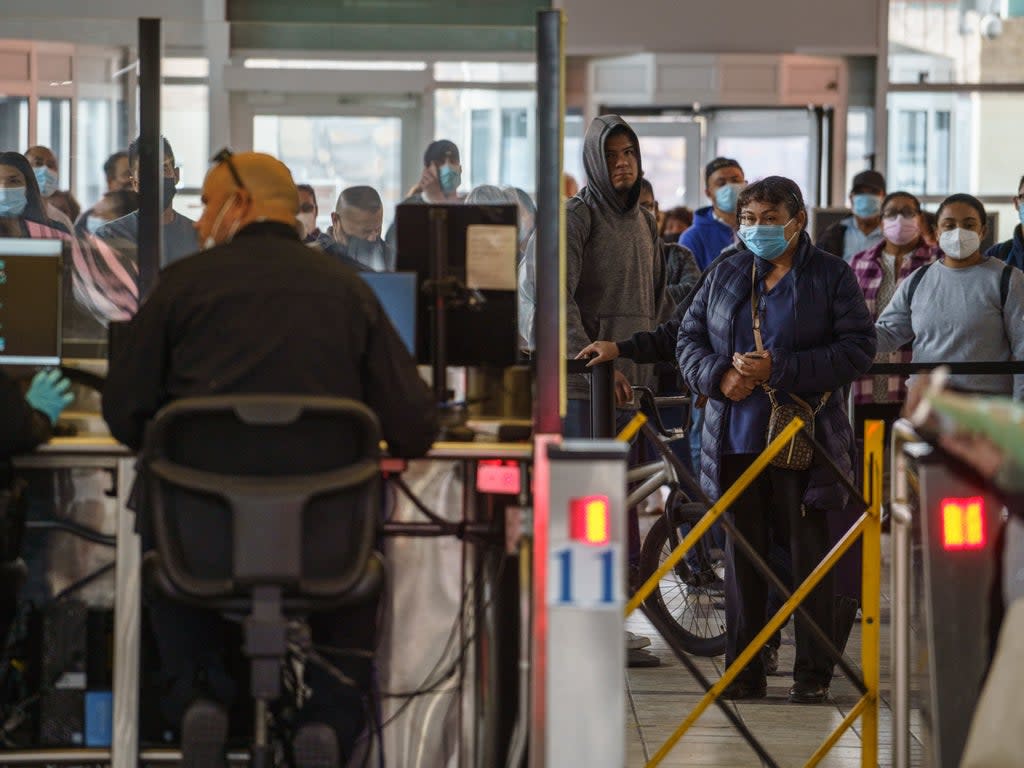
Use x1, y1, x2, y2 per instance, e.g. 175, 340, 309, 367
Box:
625, 418, 885, 768
889, 419, 919, 768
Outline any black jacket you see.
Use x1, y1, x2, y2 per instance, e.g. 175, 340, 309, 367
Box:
102, 221, 437, 456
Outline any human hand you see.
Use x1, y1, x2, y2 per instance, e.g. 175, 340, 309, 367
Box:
939, 431, 1006, 481
732, 351, 771, 383
720, 368, 757, 402
613, 370, 634, 407
418, 164, 441, 197
576, 341, 620, 366
25, 369, 74, 426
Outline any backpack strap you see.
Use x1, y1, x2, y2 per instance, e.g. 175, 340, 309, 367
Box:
906, 261, 933, 307
998, 239, 1014, 265
1000, 262, 1013, 309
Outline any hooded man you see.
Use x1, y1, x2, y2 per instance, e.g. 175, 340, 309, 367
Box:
565, 115, 674, 433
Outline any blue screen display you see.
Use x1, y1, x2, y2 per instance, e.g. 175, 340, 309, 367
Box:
358, 272, 417, 355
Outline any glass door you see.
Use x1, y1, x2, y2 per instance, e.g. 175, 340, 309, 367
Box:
622, 116, 702, 210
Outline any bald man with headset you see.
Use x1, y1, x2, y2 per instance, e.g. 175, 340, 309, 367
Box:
103, 151, 436, 767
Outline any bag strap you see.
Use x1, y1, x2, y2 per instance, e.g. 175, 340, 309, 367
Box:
753, 261, 832, 415
751, 261, 764, 353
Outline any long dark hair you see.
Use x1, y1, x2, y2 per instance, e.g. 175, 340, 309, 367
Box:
0, 151, 52, 226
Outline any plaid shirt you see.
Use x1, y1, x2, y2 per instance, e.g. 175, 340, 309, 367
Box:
850, 240, 937, 404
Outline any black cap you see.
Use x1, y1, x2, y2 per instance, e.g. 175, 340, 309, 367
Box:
851, 170, 886, 194
705, 157, 742, 184
424, 139, 460, 167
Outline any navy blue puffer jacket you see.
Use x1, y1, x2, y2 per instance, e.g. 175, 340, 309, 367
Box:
676, 233, 876, 512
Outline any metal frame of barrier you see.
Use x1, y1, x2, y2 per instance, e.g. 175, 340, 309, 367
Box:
624, 418, 884, 768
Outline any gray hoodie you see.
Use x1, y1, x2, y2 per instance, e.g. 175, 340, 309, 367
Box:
566, 115, 673, 397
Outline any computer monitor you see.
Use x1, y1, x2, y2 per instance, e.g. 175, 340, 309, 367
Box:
395, 203, 518, 368
358, 271, 417, 355
0, 238, 63, 367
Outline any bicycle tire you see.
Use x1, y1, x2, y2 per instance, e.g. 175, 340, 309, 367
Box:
637, 506, 727, 657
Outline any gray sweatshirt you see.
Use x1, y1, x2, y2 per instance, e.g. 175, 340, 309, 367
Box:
874, 257, 1024, 398
564, 115, 673, 397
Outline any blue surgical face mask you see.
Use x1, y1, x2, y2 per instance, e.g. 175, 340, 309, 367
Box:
714, 182, 744, 214
851, 193, 882, 219
34, 166, 58, 198
1017, 205, 1024, 227
439, 163, 461, 194
739, 219, 797, 261
0, 186, 28, 217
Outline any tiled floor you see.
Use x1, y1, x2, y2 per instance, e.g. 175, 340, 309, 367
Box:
625, 532, 926, 768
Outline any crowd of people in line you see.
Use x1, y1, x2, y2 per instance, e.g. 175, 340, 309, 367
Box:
1, 110, 1023, 758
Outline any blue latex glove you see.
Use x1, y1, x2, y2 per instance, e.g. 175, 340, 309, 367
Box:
25, 369, 74, 426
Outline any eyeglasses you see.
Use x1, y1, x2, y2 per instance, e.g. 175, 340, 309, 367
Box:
127, 159, 176, 185
882, 207, 919, 219
211, 147, 247, 191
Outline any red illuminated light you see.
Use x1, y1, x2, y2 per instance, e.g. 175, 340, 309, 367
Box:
941, 496, 986, 551
570, 495, 610, 545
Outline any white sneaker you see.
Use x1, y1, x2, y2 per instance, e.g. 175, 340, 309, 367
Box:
626, 630, 651, 650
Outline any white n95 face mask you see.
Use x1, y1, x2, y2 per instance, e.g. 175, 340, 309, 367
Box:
939, 228, 981, 261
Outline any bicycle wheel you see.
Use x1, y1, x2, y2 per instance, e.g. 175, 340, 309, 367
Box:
637, 503, 727, 657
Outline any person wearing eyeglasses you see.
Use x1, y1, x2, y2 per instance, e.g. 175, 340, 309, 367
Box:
984, 175, 1024, 270
103, 150, 437, 768
93, 135, 199, 265
849, 191, 937, 430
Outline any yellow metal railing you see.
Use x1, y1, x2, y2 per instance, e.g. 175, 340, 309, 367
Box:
626, 418, 884, 768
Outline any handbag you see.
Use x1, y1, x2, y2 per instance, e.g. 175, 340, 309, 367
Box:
749, 262, 829, 471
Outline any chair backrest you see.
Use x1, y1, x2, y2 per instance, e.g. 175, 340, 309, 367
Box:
140, 395, 381, 604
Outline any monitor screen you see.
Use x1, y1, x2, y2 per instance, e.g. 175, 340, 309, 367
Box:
359, 271, 417, 355
395, 203, 518, 368
0, 238, 63, 367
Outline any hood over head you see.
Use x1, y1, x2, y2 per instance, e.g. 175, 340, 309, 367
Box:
582, 114, 643, 214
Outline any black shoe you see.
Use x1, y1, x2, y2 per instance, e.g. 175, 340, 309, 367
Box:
294, 722, 340, 768
762, 645, 779, 676
627, 648, 662, 668
788, 681, 829, 704
719, 678, 767, 700
181, 699, 228, 768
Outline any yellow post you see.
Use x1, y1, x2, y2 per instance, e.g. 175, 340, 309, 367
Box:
861, 420, 885, 767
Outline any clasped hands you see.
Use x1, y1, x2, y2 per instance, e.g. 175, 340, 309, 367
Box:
720, 350, 772, 402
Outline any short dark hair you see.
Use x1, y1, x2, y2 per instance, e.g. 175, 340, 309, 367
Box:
1017, 175, 1024, 193
881, 190, 921, 213
639, 177, 655, 196
103, 151, 127, 183
737, 175, 805, 219
937, 193, 987, 226
705, 157, 742, 184
424, 139, 459, 167
338, 185, 383, 212
663, 206, 693, 228
127, 135, 175, 170
296, 183, 316, 201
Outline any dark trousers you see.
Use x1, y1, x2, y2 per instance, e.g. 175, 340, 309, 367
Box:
147, 593, 375, 761
721, 454, 834, 686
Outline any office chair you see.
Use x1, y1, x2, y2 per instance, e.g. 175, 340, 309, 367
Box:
140, 395, 385, 768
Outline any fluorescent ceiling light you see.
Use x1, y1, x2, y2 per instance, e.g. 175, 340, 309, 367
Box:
244, 58, 427, 72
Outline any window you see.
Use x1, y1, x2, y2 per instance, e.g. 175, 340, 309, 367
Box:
892, 109, 928, 193
845, 108, 874, 194
76, 98, 122, 210
161, 84, 209, 219
433, 61, 535, 83
0, 97, 29, 156
434, 89, 536, 195
37, 98, 71, 184
471, 110, 492, 187
500, 108, 529, 190
252, 114, 402, 233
